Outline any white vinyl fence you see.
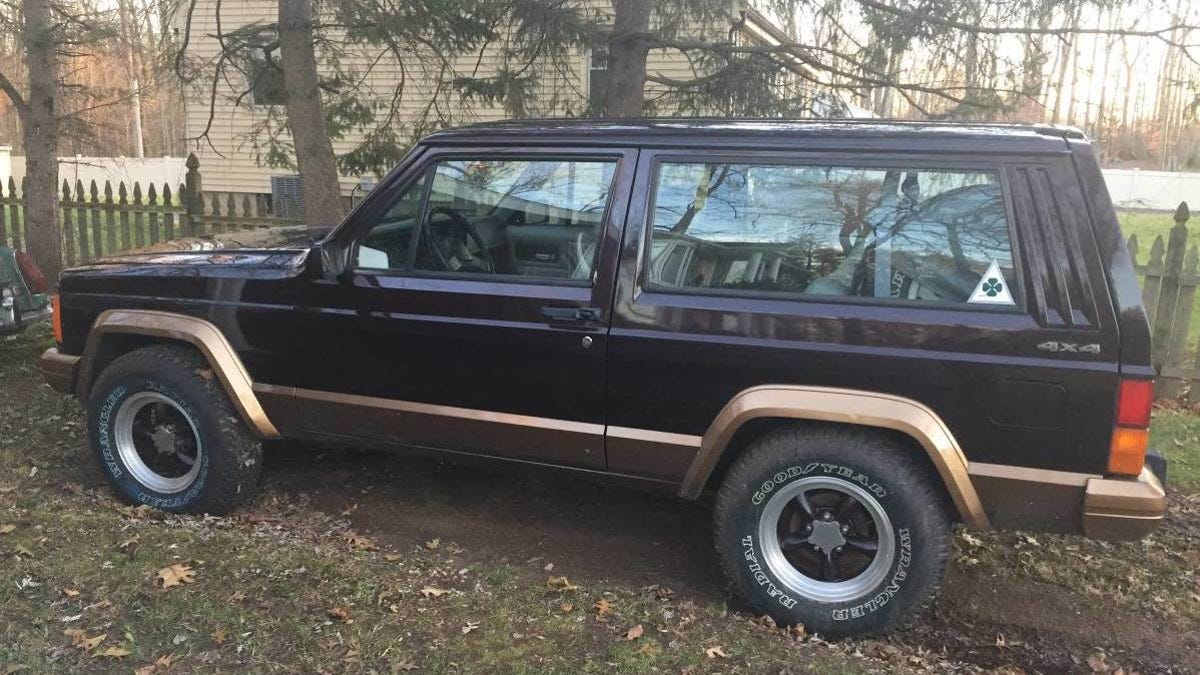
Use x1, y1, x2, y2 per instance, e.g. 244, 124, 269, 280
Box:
0, 147, 185, 192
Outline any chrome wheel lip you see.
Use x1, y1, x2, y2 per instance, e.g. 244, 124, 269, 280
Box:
113, 391, 202, 494
758, 476, 896, 603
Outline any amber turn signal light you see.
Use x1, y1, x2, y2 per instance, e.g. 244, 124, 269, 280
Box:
1108, 428, 1149, 476
1108, 378, 1153, 476
51, 294, 63, 345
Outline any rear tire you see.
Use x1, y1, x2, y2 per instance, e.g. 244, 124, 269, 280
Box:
713, 425, 951, 638
87, 344, 263, 514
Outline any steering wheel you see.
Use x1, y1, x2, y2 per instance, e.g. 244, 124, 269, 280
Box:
425, 206, 495, 273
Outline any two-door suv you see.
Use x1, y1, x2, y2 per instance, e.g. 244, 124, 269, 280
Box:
40, 120, 1167, 636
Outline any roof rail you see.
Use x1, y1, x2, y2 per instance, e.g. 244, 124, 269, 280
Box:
1032, 124, 1087, 140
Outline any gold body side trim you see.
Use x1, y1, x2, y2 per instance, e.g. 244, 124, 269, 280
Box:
76, 309, 281, 439
606, 426, 703, 481
968, 462, 1093, 487
287, 386, 606, 469
679, 385, 990, 529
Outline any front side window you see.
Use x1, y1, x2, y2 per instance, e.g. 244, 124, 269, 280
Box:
359, 158, 617, 283
646, 161, 1019, 308
358, 173, 429, 270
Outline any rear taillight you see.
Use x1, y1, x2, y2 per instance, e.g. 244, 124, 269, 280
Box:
1108, 378, 1153, 476
51, 294, 63, 345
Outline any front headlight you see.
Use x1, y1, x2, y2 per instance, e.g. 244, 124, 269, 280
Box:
1, 287, 14, 309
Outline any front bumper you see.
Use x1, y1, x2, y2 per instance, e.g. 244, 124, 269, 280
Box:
39, 348, 81, 395
1082, 466, 1167, 540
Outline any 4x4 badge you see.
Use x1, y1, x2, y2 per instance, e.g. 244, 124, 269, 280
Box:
968, 261, 1016, 306
1037, 341, 1101, 355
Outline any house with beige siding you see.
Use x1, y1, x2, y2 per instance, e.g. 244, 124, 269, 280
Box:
174, 1, 801, 200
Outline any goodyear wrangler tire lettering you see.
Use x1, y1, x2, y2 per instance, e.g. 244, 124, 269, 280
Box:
714, 426, 952, 638
752, 462, 886, 506
86, 345, 263, 516
741, 535, 799, 610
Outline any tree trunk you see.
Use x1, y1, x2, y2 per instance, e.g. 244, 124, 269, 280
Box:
1050, 2, 1079, 124
1094, 9, 1115, 139
118, 0, 145, 158
20, 0, 62, 285
603, 0, 651, 117
278, 0, 344, 227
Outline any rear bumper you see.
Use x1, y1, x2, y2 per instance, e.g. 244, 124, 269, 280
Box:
39, 348, 80, 395
970, 461, 1166, 540
1082, 467, 1166, 540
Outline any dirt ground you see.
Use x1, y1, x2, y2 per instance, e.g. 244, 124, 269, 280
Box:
2, 324, 1199, 674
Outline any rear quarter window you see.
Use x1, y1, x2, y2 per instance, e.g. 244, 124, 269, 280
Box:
645, 161, 1021, 309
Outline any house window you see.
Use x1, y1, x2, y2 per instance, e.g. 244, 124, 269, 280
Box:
588, 49, 608, 111
248, 34, 285, 106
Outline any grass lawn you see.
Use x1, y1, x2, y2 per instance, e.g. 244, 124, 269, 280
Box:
3, 325, 1200, 673
1116, 210, 1182, 251
1148, 406, 1200, 492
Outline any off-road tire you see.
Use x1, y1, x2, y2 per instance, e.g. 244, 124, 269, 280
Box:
86, 344, 263, 514
713, 425, 952, 638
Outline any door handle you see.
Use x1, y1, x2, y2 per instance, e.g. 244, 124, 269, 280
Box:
541, 306, 601, 322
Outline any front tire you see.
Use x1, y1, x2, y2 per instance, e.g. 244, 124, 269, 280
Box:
713, 425, 952, 638
87, 344, 263, 514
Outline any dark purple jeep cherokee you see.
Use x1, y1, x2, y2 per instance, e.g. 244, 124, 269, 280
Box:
39, 119, 1166, 636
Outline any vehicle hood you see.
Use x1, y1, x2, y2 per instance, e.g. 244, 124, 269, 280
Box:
60, 246, 312, 283
60, 227, 318, 281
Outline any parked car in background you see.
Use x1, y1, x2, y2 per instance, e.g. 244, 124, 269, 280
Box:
0, 246, 51, 335
39, 119, 1166, 638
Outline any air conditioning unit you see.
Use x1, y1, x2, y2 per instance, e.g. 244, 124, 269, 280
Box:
270, 175, 304, 220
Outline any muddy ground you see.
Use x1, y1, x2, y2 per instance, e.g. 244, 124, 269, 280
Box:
2, 324, 1198, 673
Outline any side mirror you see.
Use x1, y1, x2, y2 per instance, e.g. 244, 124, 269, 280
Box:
304, 241, 348, 280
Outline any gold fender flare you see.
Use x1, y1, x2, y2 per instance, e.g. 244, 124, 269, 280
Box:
679, 385, 990, 529
75, 309, 281, 439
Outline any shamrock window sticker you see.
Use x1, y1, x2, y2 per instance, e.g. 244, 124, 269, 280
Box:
968, 261, 1015, 306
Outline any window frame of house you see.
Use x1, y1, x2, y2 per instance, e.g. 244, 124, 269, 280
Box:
586, 48, 608, 112
246, 32, 286, 107
637, 153, 1029, 314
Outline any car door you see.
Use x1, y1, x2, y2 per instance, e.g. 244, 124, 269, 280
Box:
287, 146, 637, 469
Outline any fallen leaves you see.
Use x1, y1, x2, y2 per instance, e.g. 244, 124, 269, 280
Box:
593, 598, 614, 617
0, 524, 15, 535
346, 533, 378, 551
559, 602, 574, 613
704, 645, 729, 659
623, 624, 644, 641
546, 576, 578, 592
327, 606, 352, 623
62, 588, 80, 598
419, 587, 450, 599
424, 538, 440, 550
61, 628, 129, 659
133, 655, 173, 675
114, 504, 152, 520
157, 563, 196, 589
461, 620, 480, 635
92, 646, 131, 659
79, 634, 106, 651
